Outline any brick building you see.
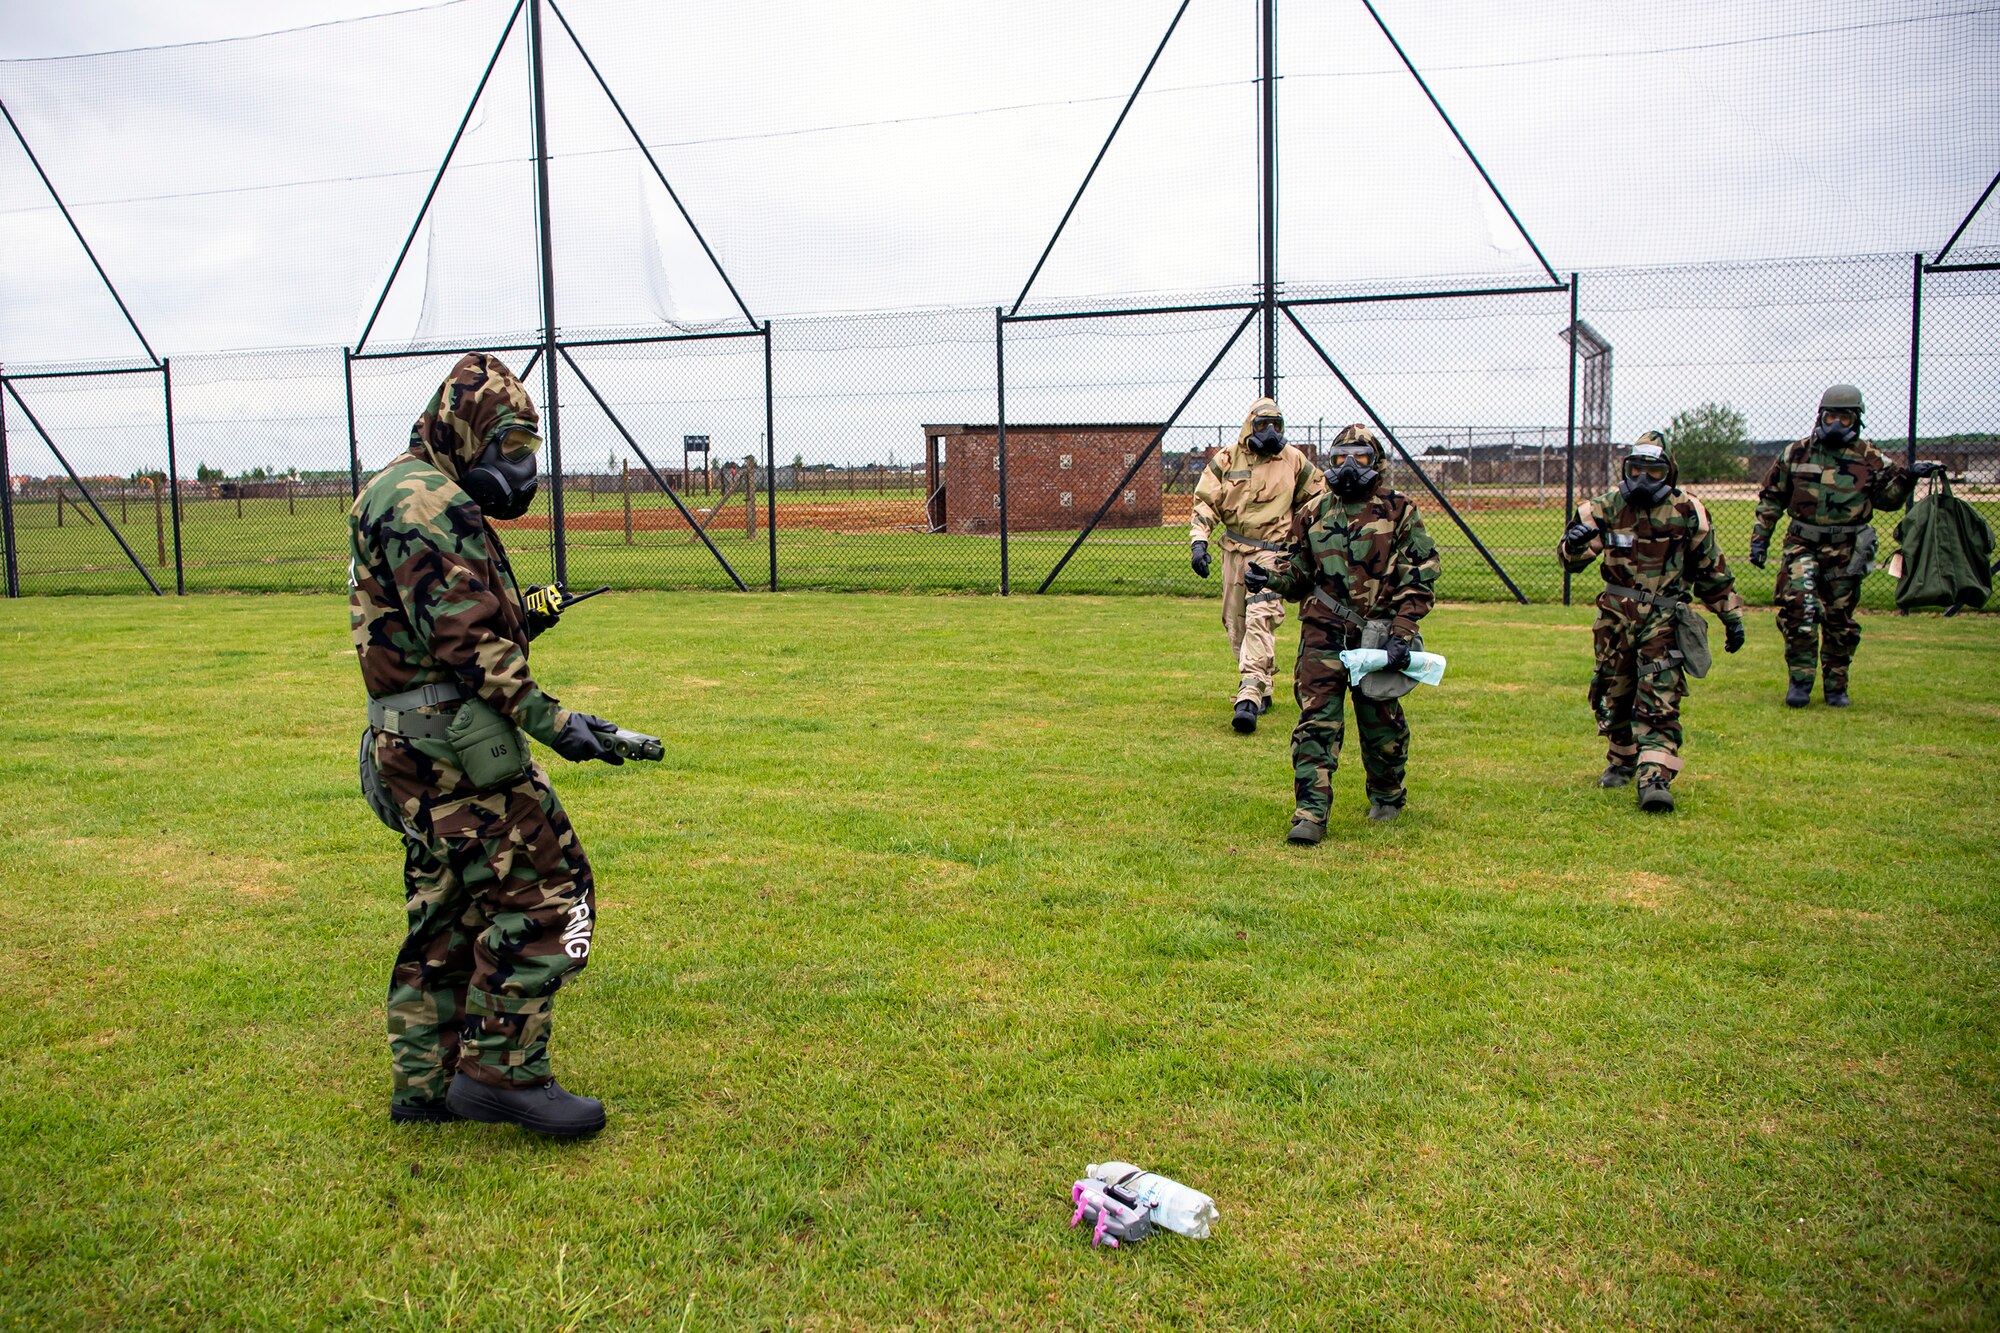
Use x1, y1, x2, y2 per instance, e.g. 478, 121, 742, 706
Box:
921, 423, 1164, 534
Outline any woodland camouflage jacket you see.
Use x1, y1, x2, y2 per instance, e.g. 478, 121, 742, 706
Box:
1561, 486, 1745, 623
347, 354, 567, 747
1267, 486, 1440, 639
1752, 433, 1914, 541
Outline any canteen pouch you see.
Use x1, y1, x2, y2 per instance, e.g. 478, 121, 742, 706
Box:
1843, 525, 1879, 580
1356, 618, 1424, 700
1673, 605, 1712, 679
445, 696, 532, 788
358, 727, 410, 835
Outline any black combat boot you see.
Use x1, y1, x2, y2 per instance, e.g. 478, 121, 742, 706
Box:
447, 1076, 606, 1138
1636, 779, 1675, 813
1258, 695, 1273, 715
1598, 764, 1635, 788
1287, 817, 1325, 845
390, 1096, 462, 1124
1232, 700, 1259, 734
1365, 802, 1401, 823
1784, 679, 1812, 708
1823, 676, 1851, 707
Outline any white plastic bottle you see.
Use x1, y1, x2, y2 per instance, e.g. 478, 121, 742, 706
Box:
1086, 1162, 1217, 1238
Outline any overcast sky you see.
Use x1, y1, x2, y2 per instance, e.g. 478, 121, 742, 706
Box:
2, 1, 1995, 475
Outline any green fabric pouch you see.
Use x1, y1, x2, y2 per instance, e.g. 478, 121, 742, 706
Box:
446, 697, 531, 788
1673, 606, 1712, 679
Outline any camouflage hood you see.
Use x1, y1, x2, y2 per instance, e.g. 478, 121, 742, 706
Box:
408, 353, 541, 484
1236, 396, 1283, 449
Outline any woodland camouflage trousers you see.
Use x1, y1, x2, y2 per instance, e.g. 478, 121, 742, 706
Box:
1291, 615, 1409, 822
376, 734, 595, 1104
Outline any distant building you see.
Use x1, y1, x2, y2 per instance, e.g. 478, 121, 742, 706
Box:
920, 424, 1164, 534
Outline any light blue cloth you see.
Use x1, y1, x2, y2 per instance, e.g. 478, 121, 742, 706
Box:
1338, 648, 1448, 687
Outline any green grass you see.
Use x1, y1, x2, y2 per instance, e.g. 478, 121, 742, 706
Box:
13, 488, 1996, 603
2, 594, 1996, 1329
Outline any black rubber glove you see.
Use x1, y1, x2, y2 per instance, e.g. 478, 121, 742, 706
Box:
1383, 636, 1413, 673
1562, 519, 1597, 552
1724, 619, 1745, 654
1911, 460, 1945, 478
1190, 540, 1211, 579
521, 583, 566, 640
1243, 562, 1272, 594
552, 712, 625, 765
1747, 535, 1768, 569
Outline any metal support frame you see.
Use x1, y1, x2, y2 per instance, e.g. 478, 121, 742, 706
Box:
1282, 305, 1527, 604
1907, 252, 1924, 471
527, 0, 567, 588
343, 347, 361, 498
1010, 1, 1191, 316
558, 347, 748, 590
352, 0, 525, 354
1, 99, 161, 368
341, 0, 759, 595
1357, 0, 1559, 287
994, 307, 1009, 594
3, 95, 180, 596
762, 324, 777, 590
546, 0, 757, 330
1260, 0, 1278, 398
1931, 165, 1998, 270
0, 367, 14, 597
3, 379, 163, 594
1025, 306, 1260, 594
163, 359, 183, 593
995, 0, 1562, 601
1563, 274, 1579, 606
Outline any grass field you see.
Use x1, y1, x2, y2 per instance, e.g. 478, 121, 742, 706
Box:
12, 484, 1997, 603
2, 593, 1996, 1329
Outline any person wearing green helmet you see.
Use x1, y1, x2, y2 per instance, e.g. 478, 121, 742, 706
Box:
1559, 431, 1746, 813
1749, 385, 1939, 708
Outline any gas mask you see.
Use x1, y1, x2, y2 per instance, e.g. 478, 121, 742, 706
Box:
1246, 422, 1285, 457
462, 430, 541, 519
1327, 446, 1381, 501
1813, 413, 1859, 448
1620, 461, 1671, 509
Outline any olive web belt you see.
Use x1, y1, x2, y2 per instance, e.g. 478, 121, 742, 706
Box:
1223, 528, 1286, 553
1788, 519, 1869, 542
367, 681, 468, 740
1602, 583, 1688, 609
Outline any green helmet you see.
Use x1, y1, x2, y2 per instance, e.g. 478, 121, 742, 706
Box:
1819, 384, 1864, 415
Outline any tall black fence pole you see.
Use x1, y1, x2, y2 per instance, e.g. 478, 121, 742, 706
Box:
1259, 0, 1278, 398
995, 306, 1009, 595
0, 368, 16, 596
344, 346, 362, 500
163, 359, 184, 594
763, 322, 777, 591
1906, 251, 1923, 473
527, 0, 567, 587
1563, 273, 1579, 606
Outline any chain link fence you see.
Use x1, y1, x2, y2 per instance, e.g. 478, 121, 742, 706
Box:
5, 254, 1995, 603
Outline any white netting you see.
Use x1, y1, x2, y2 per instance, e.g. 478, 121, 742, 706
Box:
3, 0, 1995, 362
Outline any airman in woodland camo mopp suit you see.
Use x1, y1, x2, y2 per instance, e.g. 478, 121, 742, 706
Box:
1559, 432, 1746, 813
350, 353, 638, 1137
1247, 424, 1439, 845
1189, 397, 1325, 734
1748, 384, 1934, 709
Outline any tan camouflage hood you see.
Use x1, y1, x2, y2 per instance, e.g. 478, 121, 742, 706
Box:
1236, 396, 1284, 447
408, 352, 541, 484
